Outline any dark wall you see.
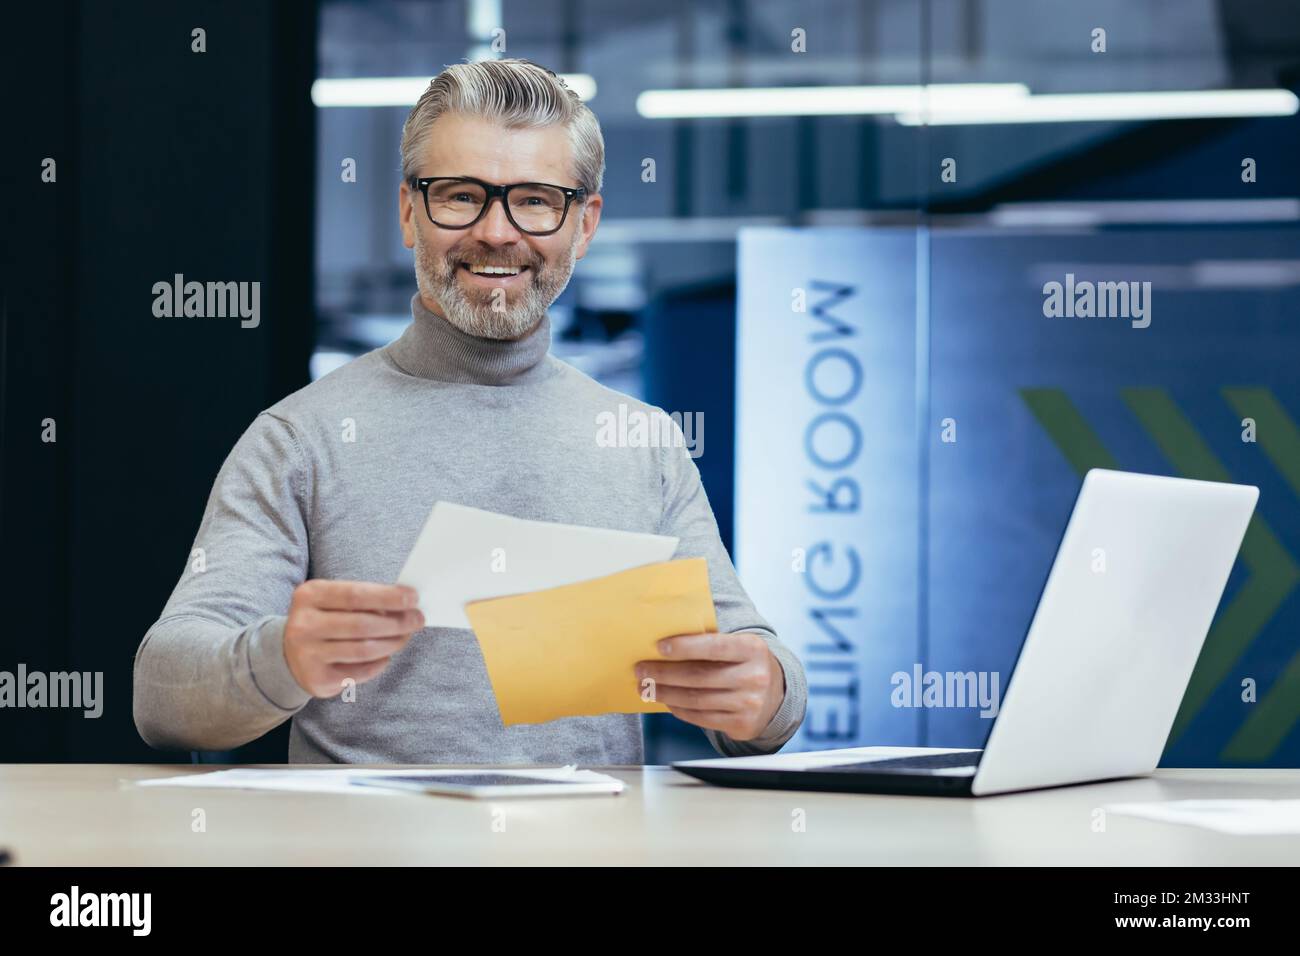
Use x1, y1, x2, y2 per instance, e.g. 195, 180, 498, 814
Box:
2, 0, 317, 761
642, 280, 738, 552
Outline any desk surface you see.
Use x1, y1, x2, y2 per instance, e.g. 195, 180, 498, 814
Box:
3, 764, 1298, 865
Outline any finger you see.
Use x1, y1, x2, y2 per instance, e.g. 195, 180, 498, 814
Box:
320, 635, 414, 664
326, 657, 390, 686
651, 685, 745, 712
656, 631, 761, 663
302, 579, 419, 612
305, 608, 425, 639
665, 705, 736, 732
635, 659, 737, 689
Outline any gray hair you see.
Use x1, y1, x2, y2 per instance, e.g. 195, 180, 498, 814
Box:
400, 58, 604, 195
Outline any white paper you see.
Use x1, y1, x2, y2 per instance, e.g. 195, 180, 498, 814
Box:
396, 501, 679, 628
1105, 800, 1300, 835
134, 766, 623, 798
135, 768, 398, 797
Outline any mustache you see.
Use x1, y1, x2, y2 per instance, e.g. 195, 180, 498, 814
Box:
444, 246, 543, 271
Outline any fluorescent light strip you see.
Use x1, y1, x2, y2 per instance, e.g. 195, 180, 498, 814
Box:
312, 73, 597, 107
990, 199, 1300, 226
895, 89, 1299, 125
635, 83, 1029, 118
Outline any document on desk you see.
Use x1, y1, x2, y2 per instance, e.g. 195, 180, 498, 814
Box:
396, 501, 679, 629
134, 766, 624, 798
465, 557, 717, 726
1105, 800, 1300, 835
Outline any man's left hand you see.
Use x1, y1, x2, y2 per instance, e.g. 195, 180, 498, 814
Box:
635, 632, 785, 742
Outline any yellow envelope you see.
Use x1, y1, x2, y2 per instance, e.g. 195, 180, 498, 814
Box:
464, 557, 717, 726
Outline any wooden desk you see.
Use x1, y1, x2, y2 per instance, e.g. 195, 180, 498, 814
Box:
2, 764, 1298, 865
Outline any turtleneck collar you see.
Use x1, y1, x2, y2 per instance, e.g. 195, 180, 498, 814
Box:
386, 292, 555, 386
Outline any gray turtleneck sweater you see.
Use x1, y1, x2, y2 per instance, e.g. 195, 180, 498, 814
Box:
133, 294, 807, 764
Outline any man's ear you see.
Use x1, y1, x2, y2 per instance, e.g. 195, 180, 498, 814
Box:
574, 193, 602, 261
398, 180, 416, 250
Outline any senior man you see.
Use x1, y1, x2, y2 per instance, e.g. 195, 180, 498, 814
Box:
133, 58, 807, 763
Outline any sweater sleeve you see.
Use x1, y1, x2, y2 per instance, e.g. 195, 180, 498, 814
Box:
656, 413, 807, 757
132, 412, 313, 751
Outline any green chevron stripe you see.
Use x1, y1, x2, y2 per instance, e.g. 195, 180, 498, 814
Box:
1223, 388, 1300, 499
1121, 388, 1231, 481
1219, 388, 1300, 759
1020, 390, 1117, 472
1120, 388, 1298, 752
1223, 653, 1300, 760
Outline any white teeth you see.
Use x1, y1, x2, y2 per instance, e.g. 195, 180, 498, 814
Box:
468, 263, 521, 275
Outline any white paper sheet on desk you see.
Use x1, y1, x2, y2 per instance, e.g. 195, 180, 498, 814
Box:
395, 501, 679, 629
1105, 800, 1300, 835
133, 767, 622, 797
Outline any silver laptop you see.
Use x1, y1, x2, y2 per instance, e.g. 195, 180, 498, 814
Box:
674, 469, 1258, 797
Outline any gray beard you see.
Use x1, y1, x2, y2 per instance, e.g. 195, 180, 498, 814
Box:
413, 227, 579, 340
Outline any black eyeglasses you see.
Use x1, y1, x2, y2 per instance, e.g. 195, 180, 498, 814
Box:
409, 175, 588, 236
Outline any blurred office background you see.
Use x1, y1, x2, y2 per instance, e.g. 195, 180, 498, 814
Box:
4, 0, 1299, 765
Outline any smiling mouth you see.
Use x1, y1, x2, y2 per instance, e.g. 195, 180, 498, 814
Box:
461, 262, 529, 277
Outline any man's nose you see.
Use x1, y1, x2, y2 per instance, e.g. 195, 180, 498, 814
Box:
470, 196, 524, 246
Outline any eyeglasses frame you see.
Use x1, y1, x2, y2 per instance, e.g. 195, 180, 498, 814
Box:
408, 175, 589, 237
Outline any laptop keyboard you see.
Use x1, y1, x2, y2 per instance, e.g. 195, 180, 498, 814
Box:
818, 751, 982, 774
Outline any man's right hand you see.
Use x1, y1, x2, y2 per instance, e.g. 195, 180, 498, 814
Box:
282, 580, 425, 698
